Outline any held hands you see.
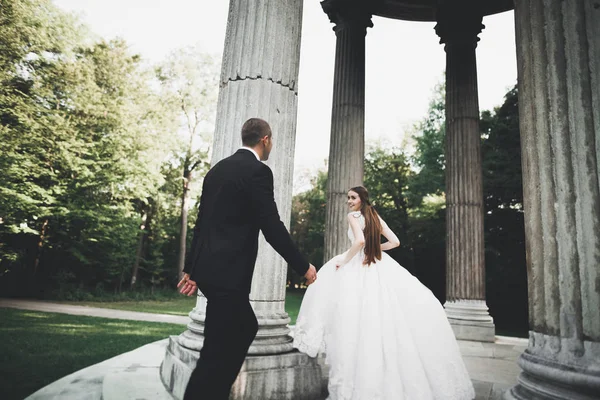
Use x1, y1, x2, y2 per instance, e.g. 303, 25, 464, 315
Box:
177, 273, 198, 296
304, 264, 317, 286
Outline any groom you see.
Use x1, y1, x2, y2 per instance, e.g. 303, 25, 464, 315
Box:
177, 118, 317, 400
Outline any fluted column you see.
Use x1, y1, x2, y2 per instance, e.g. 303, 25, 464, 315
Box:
505, 1, 600, 399
161, 1, 322, 399
322, 0, 374, 261
208, 0, 301, 356
435, 2, 495, 342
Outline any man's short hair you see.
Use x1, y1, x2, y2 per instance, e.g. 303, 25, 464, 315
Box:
241, 118, 271, 147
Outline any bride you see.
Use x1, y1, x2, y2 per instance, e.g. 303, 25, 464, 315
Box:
293, 186, 475, 400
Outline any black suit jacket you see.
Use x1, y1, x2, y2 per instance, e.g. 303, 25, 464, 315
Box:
183, 149, 309, 293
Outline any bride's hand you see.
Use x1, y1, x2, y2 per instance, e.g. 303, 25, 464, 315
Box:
334, 256, 344, 270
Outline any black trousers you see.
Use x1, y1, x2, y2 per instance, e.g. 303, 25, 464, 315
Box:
183, 285, 258, 400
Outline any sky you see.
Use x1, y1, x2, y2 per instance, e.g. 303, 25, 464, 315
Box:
52, 0, 518, 191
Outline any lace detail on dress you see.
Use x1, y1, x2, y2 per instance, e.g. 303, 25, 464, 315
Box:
291, 321, 326, 358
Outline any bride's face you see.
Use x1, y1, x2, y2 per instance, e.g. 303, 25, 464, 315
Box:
347, 191, 362, 211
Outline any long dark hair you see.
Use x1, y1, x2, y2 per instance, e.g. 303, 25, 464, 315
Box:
349, 186, 382, 265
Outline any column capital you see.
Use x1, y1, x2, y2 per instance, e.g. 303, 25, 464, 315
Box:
434, 1, 484, 47
321, 0, 379, 35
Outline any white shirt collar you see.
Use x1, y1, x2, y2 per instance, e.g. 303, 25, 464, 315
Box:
240, 146, 261, 161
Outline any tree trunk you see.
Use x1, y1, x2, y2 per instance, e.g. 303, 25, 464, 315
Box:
130, 210, 148, 288
33, 219, 49, 277
177, 168, 191, 280
118, 268, 124, 294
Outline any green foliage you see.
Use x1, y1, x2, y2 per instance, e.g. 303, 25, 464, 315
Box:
154, 46, 218, 179
289, 170, 327, 286
408, 82, 446, 207
481, 87, 522, 210
364, 145, 413, 266
0, 0, 214, 297
481, 86, 527, 334
364, 146, 411, 238
284, 289, 305, 325
155, 46, 219, 278
399, 81, 448, 300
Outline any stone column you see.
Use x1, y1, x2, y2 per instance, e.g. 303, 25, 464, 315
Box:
160, 1, 322, 399
321, 0, 374, 261
505, 1, 600, 399
435, 3, 495, 342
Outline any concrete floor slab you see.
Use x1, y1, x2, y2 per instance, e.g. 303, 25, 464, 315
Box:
26, 336, 525, 400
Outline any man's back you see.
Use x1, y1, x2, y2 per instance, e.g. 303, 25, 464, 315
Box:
186, 149, 265, 292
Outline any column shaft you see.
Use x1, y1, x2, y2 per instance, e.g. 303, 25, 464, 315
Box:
321, 0, 372, 261
192, 0, 304, 355
435, 4, 495, 342
445, 42, 485, 301
507, 1, 600, 398
325, 26, 366, 261
160, 1, 323, 398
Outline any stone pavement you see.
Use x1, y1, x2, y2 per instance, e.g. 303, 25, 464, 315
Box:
3, 298, 527, 399
0, 298, 190, 325
26, 339, 173, 400
24, 336, 527, 400
458, 336, 527, 399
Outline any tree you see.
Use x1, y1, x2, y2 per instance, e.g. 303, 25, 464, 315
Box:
0, 0, 87, 277
401, 82, 448, 300
480, 85, 527, 336
364, 145, 412, 265
0, 1, 175, 295
481, 86, 522, 210
289, 170, 327, 287
407, 82, 446, 208
155, 47, 220, 280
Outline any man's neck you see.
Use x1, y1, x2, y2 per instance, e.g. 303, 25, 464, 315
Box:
241, 146, 262, 161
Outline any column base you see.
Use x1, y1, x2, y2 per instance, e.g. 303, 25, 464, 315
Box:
504, 332, 600, 400
185, 294, 298, 355
444, 299, 495, 342
160, 335, 323, 400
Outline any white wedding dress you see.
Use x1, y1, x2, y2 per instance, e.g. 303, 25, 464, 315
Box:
293, 212, 475, 400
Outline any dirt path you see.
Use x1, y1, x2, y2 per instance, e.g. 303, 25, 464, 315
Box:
0, 298, 190, 325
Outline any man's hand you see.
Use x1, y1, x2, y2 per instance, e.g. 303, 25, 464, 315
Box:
304, 264, 317, 286
177, 273, 198, 296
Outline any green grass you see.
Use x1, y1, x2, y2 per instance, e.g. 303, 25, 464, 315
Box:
64, 290, 307, 324
0, 290, 307, 399
285, 290, 305, 325
0, 308, 185, 400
